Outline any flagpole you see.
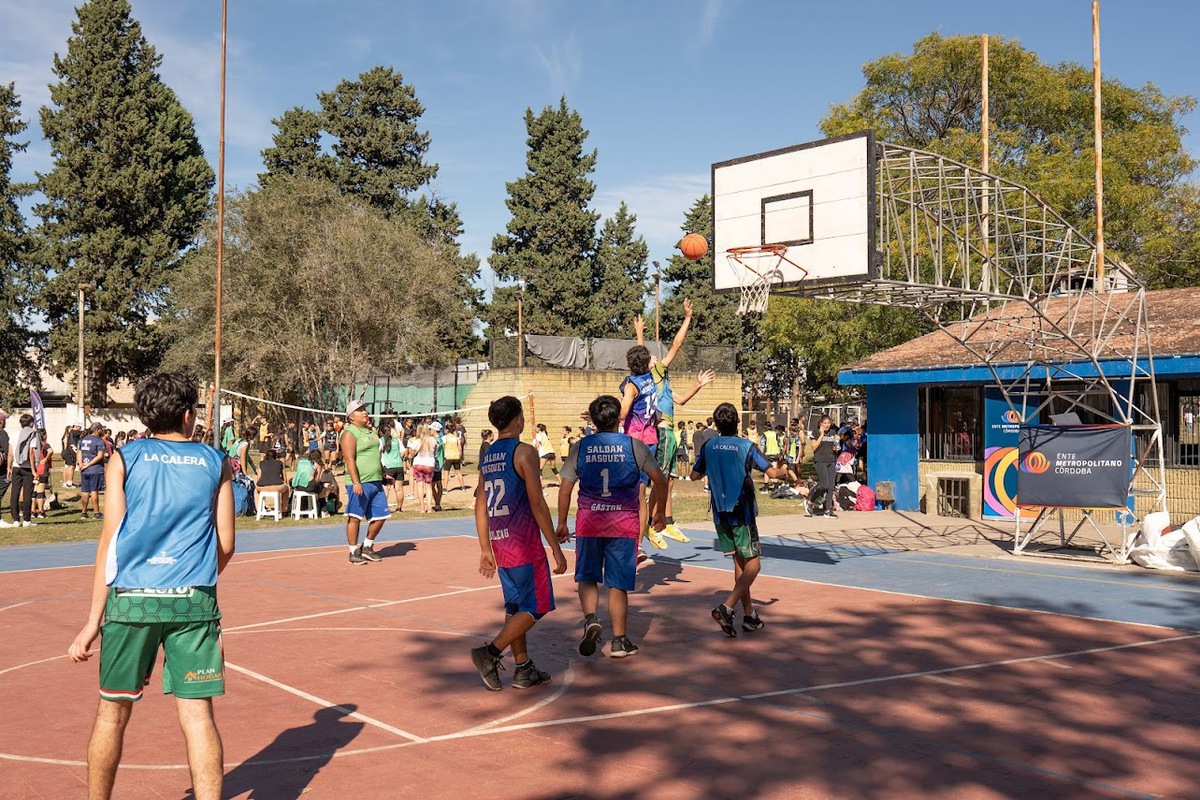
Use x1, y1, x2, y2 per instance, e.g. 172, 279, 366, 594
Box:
213, 0, 228, 446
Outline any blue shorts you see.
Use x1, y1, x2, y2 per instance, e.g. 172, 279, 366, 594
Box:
574, 536, 636, 592
344, 481, 390, 522
497, 559, 555, 619
81, 471, 105, 494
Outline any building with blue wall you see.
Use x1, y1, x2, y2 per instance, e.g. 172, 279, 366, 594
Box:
839, 288, 1200, 520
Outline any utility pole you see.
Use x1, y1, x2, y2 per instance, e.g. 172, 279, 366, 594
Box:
651, 261, 662, 342
517, 280, 525, 368
213, 0, 228, 446
1092, 0, 1106, 289
77, 283, 90, 422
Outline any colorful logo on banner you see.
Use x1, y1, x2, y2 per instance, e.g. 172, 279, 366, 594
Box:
983, 446, 1020, 517
1020, 451, 1050, 474
1003, 409, 1022, 424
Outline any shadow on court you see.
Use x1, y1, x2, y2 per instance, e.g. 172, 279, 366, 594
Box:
376, 541, 417, 559
199, 705, 364, 800
390, 566, 1200, 800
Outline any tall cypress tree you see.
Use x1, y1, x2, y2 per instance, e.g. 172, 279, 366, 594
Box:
260, 66, 482, 358
488, 98, 600, 338
660, 196, 764, 397
0, 84, 38, 405
35, 0, 213, 402
592, 202, 648, 337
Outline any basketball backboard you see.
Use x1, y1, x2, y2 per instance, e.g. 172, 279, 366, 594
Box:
711, 130, 877, 293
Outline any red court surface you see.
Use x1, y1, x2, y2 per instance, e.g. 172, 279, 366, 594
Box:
3, 533, 1199, 799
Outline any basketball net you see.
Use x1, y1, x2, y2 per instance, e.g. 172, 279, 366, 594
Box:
726, 244, 804, 315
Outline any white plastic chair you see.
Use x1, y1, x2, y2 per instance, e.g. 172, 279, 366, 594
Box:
292, 490, 318, 520
256, 490, 282, 521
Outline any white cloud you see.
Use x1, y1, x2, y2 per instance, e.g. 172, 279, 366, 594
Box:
532, 32, 582, 94
595, 172, 711, 260
698, 0, 725, 49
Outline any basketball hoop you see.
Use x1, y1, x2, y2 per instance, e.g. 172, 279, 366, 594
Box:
726, 244, 806, 315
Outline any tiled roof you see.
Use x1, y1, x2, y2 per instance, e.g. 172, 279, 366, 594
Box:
844, 287, 1200, 373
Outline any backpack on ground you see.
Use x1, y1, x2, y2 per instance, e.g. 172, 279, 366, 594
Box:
855, 484, 877, 512
231, 476, 256, 516
836, 484, 858, 511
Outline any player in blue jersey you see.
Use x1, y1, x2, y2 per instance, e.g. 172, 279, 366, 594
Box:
68, 373, 236, 800
557, 395, 666, 658
690, 402, 789, 637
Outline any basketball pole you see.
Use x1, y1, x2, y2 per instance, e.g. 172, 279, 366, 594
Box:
212, 0, 228, 447
980, 33, 990, 293
1093, 0, 1106, 290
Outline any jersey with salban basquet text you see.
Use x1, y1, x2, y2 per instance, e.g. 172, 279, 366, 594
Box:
478, 438, 546, 568
563, 432, 657, 539
692, 435, 773, 527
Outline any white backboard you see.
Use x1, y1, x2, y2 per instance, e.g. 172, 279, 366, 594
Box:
711, 130, 876, 292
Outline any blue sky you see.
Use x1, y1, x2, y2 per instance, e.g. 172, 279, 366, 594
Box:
2, 0, 1197, 294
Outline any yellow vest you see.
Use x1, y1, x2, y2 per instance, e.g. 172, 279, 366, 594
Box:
763, 430, 781, 456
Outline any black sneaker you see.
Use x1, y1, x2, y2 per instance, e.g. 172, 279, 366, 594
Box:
511, 661, 551, 689
711, 604, 737, 637
348, 548, 367, 565
608, 636, 639, 658
742, 612, 765, 632
94, 513, 104, 520
359, 546, 382, 562
579, 617, 603, 656
824, 512, 838, 519
470, 645, 505, 691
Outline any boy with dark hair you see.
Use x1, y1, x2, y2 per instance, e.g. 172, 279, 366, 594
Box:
78, 422, 108, 520
471, 396, 568, 691
557, 395, 666, 658
68, 372, 236, 800
691, 402, 789, 637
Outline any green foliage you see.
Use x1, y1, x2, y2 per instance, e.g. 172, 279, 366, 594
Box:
34, 0, 213, 402
488, 98, 601, 338
260, 66, 482, 356
592, 202, 649, 336
822, 31, 1200, 288
659, 196, 765, 397
0, 84, 38, 405
162, 177, 472, 405
761, 297, 924, 400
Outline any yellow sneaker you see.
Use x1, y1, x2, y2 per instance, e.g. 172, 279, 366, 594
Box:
661, 524, 691, 543
645, 529, 668, 550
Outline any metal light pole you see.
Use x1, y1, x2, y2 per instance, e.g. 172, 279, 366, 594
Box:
212, 0, 228, 447
516, 279, 525, 368
76, 282, 92, 422
651, 262, 662, 342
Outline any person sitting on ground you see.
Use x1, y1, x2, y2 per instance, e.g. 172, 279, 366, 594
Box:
253, 448, 290, 513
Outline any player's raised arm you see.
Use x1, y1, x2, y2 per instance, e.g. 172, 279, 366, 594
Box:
676, 369, 716, 408
661, 297, 694, 369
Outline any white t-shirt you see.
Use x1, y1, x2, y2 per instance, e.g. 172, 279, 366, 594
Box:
409, 436, 436, 468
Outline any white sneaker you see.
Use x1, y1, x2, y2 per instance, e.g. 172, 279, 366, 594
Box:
0, 519, 13, 528
21, 520, 36, 527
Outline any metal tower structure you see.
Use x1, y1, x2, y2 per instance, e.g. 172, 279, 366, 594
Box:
773, 142, 1166, 562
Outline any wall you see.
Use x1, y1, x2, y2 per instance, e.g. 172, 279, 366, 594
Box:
457, 368, 743, 456
865, 384, 921, 510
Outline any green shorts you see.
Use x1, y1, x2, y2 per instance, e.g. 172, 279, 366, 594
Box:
99, 618, 224, 701
714, 520, 762, 559
656, 427, 678, 474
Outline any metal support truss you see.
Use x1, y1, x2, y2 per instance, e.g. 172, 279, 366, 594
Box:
775, 141, 1167, 562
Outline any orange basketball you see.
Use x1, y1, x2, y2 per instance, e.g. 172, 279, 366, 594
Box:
679, 233, 709, 261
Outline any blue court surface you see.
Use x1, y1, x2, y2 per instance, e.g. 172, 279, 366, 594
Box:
4, 515, 1198, 632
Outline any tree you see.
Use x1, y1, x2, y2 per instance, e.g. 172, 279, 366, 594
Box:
0, 84, 38, 406
35, 0, 213, 403
162, 178, 472, 406
659, 197, 765, 400
261, 66, 482, 357
822, 32, 1199, 288
592, 202, 649, 337
487, 98, 601, 339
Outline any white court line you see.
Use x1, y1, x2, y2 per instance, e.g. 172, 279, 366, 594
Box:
224, 626, 471, 638
0, 601, 31, 613
660, 556, 1200, 633
0, 653, 67, 677
224, 661, 426, 743
1036, 658, 1074, 670
459, 665, 575, 733
6, 630, 1196, 771
924, 676, 964, 686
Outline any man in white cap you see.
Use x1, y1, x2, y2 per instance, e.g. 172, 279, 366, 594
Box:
340, 399, 389, 564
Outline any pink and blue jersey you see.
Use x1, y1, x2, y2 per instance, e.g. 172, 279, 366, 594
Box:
478, 438, 546, 568
569, 432, 651, 539
619, 372, 659, 447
